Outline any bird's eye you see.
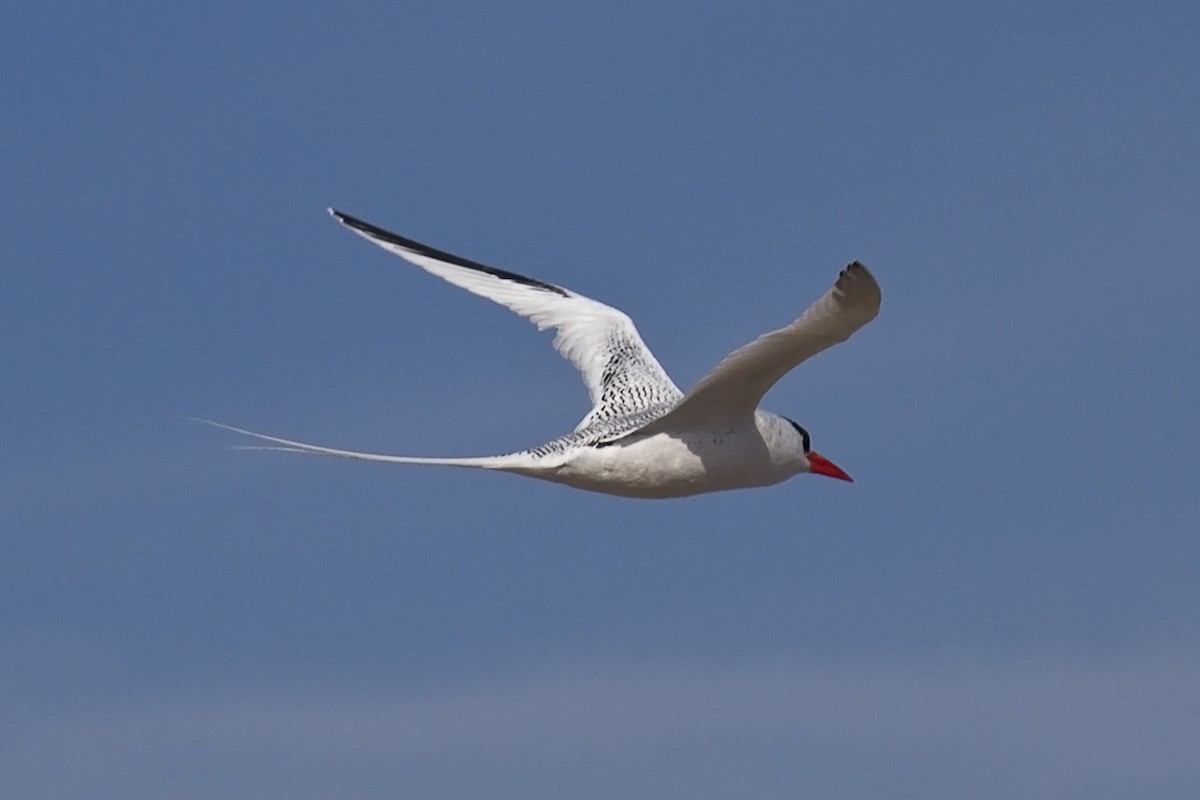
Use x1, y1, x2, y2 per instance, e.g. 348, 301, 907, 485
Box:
786, 418, 811, 453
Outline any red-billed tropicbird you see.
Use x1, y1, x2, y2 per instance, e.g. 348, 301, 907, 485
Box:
204, 210, 881, 498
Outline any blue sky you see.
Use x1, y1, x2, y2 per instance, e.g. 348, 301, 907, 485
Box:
3, 1, 1198, 797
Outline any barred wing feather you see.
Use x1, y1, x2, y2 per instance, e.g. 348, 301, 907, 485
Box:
330, 210, 682, 429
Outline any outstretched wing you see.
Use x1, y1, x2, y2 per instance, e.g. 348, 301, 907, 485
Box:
331, 210, 682, 428
636, 261, 881, 433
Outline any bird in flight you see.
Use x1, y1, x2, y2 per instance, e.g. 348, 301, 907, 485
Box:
204, 210, 881, 498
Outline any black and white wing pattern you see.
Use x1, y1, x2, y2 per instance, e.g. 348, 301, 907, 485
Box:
636, 261, 881, 433
330, 210, 682, 428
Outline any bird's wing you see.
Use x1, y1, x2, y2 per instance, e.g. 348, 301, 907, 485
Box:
633, 261, 881, 434
331, 210, 682, 429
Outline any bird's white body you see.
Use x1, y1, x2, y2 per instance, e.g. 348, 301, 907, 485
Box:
511, 411, 805, 498
205, 210, 881, 498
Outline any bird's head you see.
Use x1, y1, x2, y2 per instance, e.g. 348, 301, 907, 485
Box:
784, 417, 853, 482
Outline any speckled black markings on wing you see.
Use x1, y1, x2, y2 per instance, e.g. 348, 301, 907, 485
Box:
330, 209, 571, 297
576, 336, 683, 429
331, 208, 686, 446
527, 401, 676, 457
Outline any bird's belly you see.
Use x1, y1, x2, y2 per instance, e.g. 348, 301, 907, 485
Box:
544, 431, 783, 499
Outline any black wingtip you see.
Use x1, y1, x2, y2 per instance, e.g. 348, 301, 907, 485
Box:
330, 209, 401, 243
324, 209, 572, 297
327, 209, 429, 253
840, 261, 873, 281
329, 208, 386, 239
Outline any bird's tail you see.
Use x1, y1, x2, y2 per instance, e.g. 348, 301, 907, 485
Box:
192, 419, 538, 470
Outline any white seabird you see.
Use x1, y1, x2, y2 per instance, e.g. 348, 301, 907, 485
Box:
204, 210, 882, 498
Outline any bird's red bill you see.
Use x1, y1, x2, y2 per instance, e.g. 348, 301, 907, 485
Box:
807, 451, 853, 482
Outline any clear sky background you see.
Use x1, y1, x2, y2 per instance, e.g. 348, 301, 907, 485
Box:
3, 2, 1198, 798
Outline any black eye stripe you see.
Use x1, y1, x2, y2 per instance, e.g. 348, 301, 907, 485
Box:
785, 417, 811, 453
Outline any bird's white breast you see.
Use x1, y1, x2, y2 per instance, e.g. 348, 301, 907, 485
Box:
539, 425, 793, 498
